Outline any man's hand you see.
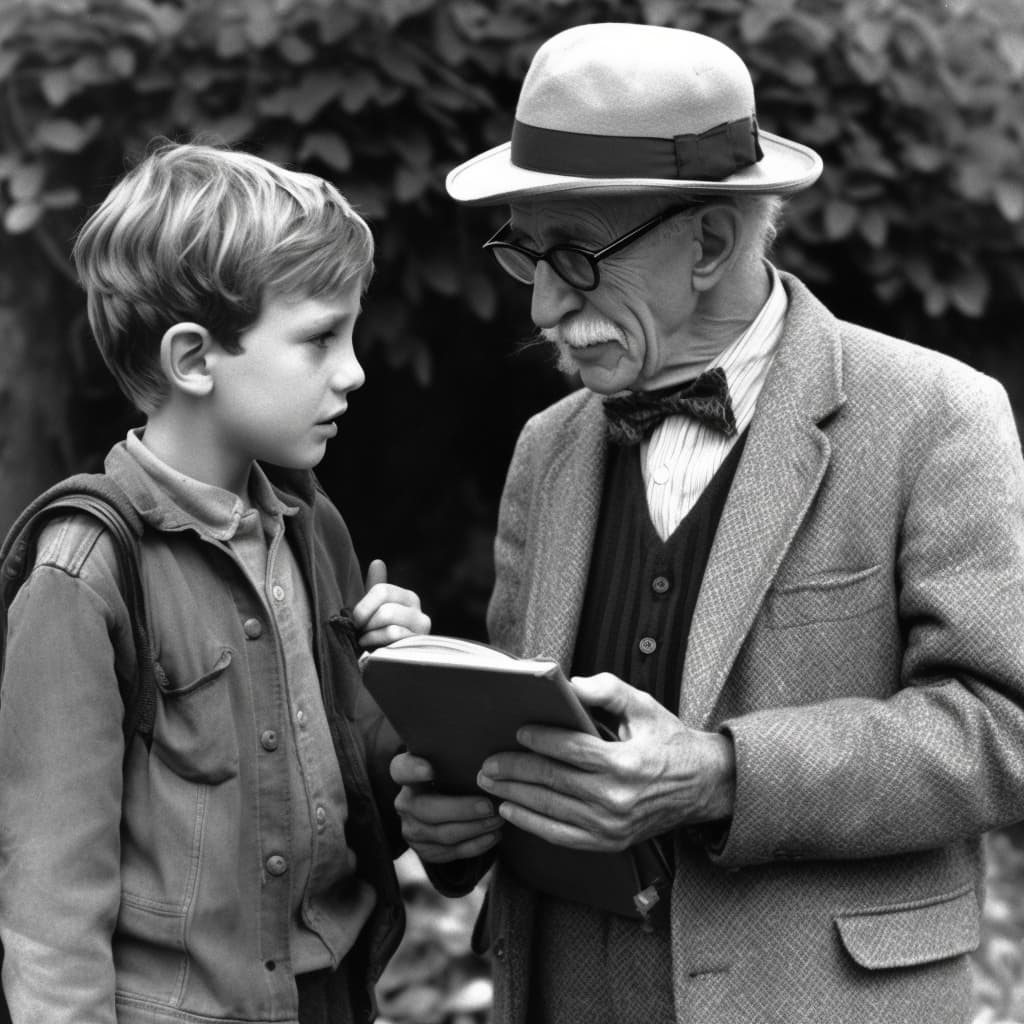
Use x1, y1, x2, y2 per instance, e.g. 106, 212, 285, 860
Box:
391, 751, 504, 863
353, 559, 431, 649
476, 672, 735, 852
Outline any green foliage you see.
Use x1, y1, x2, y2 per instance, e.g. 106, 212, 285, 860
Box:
0, 0, 1022, 633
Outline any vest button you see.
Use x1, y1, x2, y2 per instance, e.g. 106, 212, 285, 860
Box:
266, 854, 288, 876
243, 617, 263, 639
638, 636, 657, 655
651, 575, 670, 594
260, 729, 278, 751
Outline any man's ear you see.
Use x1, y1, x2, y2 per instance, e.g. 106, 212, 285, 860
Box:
159, 322, 215, 397
689, 204, 743, 292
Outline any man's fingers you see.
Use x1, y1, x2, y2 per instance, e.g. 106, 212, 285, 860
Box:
568, 672, 634, 718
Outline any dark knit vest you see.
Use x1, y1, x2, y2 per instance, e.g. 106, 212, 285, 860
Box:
571, 432, 748, 714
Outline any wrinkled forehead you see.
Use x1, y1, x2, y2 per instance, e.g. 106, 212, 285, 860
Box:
509, 191, 678, 240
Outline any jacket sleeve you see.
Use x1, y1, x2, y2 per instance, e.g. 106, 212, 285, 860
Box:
712, 374, 1024, 867
0, 527, 127, 1024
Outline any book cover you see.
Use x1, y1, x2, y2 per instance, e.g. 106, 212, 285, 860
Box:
362, 636, 670, 919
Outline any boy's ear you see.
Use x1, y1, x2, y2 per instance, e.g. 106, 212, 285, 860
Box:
160, 322, 215, 397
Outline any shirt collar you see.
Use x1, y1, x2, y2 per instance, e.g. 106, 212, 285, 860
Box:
115, 428, 298, 542
704, 262, 787, 432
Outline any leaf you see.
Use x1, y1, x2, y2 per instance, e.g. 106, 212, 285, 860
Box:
394, 165, 428, 202
71, 52, 113, 86
244, 3, 278, 48
949, 267, 990, 317
640, 0, 684, 26
290, 70, 343, 123
958, 162, 994, 201
420, 257, 460, 296
338, 69, 379, 113
378, 0, 436, 30
996, 32, 1024, 78
8, 163, 45, 201
279, 33, 316, 65
858, 208, 889, 248
41, 186, 80, 209
107, 44, 136, 77
40, 67, 76, 106
3, 201, 42, 234
0, 48, 19, 81
197, 113, 253, 145
739, 8, 779, 44
854, 21, 890, 53
903, 143, 945, 174
465, 272, 497, 320
994, 180, 1024, 222
823, 199, 858, 240
923, 285, 948, 317
298, 132, 352, 171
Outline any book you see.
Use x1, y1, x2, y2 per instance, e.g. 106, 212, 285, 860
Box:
361, 635, 671, 920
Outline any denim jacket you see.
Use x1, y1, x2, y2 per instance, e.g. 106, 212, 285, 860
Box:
0, 443, 405, 1023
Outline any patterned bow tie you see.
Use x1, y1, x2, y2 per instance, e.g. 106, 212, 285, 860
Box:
602, 367, 737, 446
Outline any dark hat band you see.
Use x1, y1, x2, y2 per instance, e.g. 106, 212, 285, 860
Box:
510, 114, 763, 181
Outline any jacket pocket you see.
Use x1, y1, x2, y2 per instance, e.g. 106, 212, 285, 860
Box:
765, 564, 885, 629
835, 885, 980, 969
152, 647, 239, 784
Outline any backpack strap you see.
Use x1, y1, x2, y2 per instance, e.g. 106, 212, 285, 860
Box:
0, 474, 157, 749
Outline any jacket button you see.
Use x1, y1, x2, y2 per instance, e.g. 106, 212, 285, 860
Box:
260, 730, 278, 751
638, 636, 657, 655
651, 575, 670, 594
315, 806, 327, 829
243, 617, 263, 639
266, 854, 288, 876
271, 583, 285, 602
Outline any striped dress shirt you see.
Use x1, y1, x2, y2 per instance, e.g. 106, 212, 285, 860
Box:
641, 265, 787, 540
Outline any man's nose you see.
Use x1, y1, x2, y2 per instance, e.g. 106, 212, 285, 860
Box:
530, 261, 583, 329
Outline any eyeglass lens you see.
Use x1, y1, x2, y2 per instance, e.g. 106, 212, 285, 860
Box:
492, 245, 596, 289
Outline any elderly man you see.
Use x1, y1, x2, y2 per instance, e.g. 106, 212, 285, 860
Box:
391, 22, 1024, 1024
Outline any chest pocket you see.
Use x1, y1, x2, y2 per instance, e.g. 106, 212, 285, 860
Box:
764, 564, 886, 629
152, 645, 239, 784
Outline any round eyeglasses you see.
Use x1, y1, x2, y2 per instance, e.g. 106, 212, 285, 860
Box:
482, 204, 700, 292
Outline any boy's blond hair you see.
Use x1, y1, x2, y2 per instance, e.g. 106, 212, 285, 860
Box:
72, 141, 374, 413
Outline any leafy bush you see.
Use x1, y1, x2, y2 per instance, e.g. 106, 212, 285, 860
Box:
1, 0, 1022, 632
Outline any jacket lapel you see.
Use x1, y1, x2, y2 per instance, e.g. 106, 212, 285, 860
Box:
680, 275, 847, 727
524, 396, 607, 671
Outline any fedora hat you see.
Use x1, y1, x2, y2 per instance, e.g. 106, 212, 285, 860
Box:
446, 22, 822, 205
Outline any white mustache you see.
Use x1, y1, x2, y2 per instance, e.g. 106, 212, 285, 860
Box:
540, 319, 626, 347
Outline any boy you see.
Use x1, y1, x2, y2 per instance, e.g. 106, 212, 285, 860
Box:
0, 142, 429, 1024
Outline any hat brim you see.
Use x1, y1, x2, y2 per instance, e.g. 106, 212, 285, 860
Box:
446, 129, 822, 205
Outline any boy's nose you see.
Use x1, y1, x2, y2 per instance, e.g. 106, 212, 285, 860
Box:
332, 352, 365, 393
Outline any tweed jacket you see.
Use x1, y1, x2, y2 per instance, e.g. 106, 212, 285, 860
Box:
482, 273, 1024, 1024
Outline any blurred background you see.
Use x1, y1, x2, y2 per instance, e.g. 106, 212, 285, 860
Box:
0, 0, 1022, 1020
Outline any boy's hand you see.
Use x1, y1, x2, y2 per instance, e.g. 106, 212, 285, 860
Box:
392, 752, 503, 863
353, 559, 431, 649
